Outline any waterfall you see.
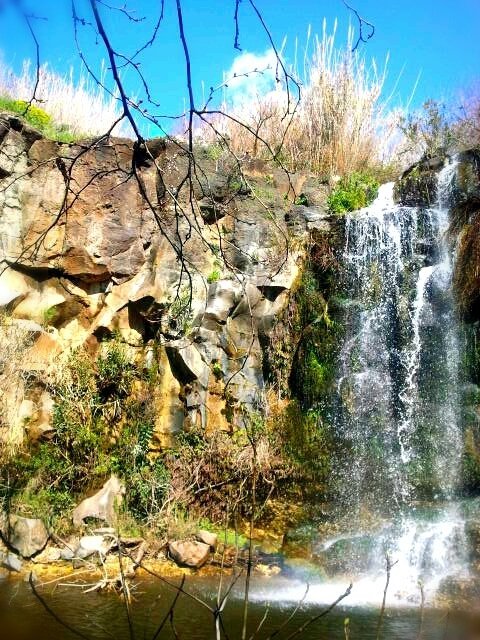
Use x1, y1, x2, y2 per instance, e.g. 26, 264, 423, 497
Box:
249, 159, 476, 607
316, 158, 470, 605
334, 158, 462, 513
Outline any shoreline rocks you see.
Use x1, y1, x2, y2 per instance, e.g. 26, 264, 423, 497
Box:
0, 514, 49, 559
168, 540, 211, 569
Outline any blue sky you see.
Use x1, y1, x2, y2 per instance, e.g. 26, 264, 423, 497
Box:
0, 0, 479, 135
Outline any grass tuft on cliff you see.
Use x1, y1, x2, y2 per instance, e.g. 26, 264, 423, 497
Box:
0, 60, 130, 140
327, 172, 379, 214
0, 96, 82, 143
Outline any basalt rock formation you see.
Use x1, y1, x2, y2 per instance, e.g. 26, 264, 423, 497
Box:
0, 112, 337, 447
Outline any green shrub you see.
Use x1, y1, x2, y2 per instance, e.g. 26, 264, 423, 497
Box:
13, 487, 75, 525
0, 340, 166, 532
211, 361, 223, 380
294, 193, 309, 206
96, 341, 134, 400
0, 97, 51, 128
41, 306, 58, 327
126, 460, 170, 521
169, 290, 193, 335
0, 95, 80, 143
207, 269, 221, 284
327, 172, 379, 214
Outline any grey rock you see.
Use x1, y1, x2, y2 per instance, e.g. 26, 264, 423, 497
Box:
60, 547, 76, 561
76, 535, 111, 559
203, 280, 241, 327
0, 514, 49, 558
0, 551, 23, 572
165, 340, 210, 387
72, 475, 126, 528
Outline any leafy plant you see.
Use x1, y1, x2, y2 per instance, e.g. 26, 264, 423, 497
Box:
41, 306, 58, 327
327, 172, 379, 214
169, 289, 193, 335
399, 99, 454, 159
96, 341, 134, 400
294, 193, 309, 206
204, 143, 223, 162
0, 97, 51, 127
0, 96, 80, 142
0, 339, 167, 531
207, 269, 221, 284
211, 361, 223, 380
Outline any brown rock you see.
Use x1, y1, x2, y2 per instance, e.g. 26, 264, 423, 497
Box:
196, 530, 218, 551
168, 540, 211, 568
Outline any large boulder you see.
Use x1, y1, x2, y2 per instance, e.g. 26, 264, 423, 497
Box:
165, 340, 210, 387
72, 476, 126, 527
168, 540, 211, 568
0, 117, 161, 282
0, 514, 49, 558
202, 280, 242, 328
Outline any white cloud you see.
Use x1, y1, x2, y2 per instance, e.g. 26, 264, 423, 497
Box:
223, 49, 278, 106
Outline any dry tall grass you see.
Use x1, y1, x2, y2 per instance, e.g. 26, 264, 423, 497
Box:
197, 21, 405, 178
0, 61, 130, 137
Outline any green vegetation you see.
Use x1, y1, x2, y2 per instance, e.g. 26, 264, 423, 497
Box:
0, 98, 51, 128
0, 342, 168, 531
290, 269, 341, 407
41, 306, 58, 327
0, 96, 81, 143
400, 99, 454, 159
168, 289, 193, 335
207, 268, 221, 284
0, 338, 319, 535
294, 193, 309, 206
327, 172, 379, 214
203, 143, 223, 162
276, 401, 332, 493
211, 361, 223, 380
252, 185, 276, 205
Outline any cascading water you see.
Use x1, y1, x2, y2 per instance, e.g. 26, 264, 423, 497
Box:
334, 159, 462, 513
251, 158, 476, 608
327, 157, 469, 603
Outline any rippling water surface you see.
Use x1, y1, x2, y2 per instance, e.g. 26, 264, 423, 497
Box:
0, 575, 476, 640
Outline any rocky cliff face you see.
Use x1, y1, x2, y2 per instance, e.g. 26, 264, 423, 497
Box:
0, 112, 336, 446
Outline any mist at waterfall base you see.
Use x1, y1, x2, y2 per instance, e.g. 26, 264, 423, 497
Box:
259, 158, 475, 609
